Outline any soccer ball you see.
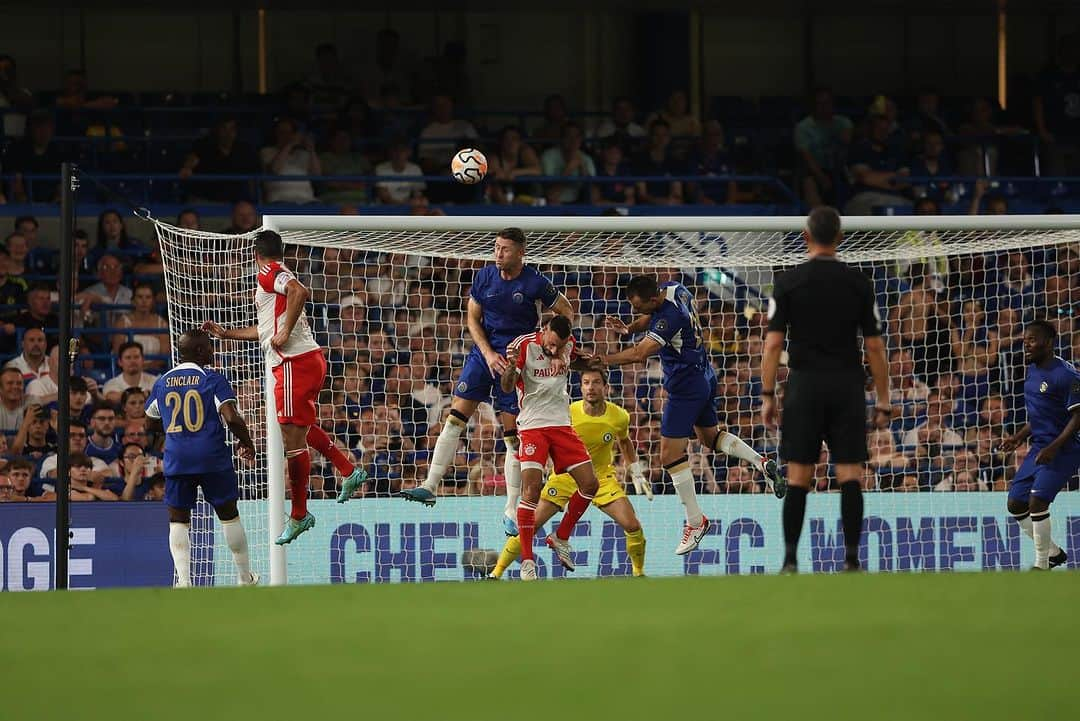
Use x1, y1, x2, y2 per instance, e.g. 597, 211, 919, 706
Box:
451, 148, 488, 184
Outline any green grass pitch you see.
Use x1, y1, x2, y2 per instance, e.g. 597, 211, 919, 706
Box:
6, 573, 1079, 721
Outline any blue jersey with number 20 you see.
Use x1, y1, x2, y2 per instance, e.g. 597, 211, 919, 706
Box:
145, 362, 238, 476
645, 281, 714, 395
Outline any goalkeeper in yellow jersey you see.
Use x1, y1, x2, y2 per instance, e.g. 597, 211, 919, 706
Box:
490, 368, 651, 578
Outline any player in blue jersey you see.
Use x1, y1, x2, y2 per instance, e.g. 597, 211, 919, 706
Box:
602, 275, 785, 554
400, 227, 574, 531
999, 320, 1077, 570
145, 329, 259, 588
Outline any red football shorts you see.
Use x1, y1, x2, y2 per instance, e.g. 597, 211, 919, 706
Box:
272, 349, 326, 426
518, 426, 592, 474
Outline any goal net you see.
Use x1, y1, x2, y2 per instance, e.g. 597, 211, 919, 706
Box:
154, 214, 1080, 585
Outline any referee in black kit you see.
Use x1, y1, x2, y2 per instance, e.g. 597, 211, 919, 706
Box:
760, 207, 891, 573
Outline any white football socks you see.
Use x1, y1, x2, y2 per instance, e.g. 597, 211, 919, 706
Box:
503, 436, 521, 519
1012, 511, 1061, 557
221, 516, 253, 584
717, 432, 764, 470
669, 465, 704, 527
422, 418, 465, 493
1032, 512, 1053, 569
169, 522, 192, 588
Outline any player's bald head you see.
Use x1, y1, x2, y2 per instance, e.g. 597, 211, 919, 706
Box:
178, 328, 213, 365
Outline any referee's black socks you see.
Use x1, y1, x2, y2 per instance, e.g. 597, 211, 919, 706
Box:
782, 486, 808, 567
840, 480, 864, 566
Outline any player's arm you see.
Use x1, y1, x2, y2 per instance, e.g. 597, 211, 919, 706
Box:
865, 336, 890, 429
219, 400, 257, 463
499, 342, 522, 394
618, 433, 653, 500
604, 314, 651, 336
549, 293, 575, 324
202, 321, 259, 342
602, 336, 661, 367
999, 423, 1031, 453
271, 278, 311, 349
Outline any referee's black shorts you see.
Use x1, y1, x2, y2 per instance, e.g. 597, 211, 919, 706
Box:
780, 369, 868, 464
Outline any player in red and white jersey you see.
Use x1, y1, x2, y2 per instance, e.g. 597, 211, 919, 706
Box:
203, 230, 366, 545
499, 315, 600, 581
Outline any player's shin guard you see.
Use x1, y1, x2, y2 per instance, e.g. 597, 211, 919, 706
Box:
840, 480, 863, 566
286, 448, 311, 520
556, 489, 594, 541
517, 500, 537, 562
715, 432, 764, 470
625, 529, 646, 576
1032, 511, 1053, 569
422, 413, 466, 493
665, 457, 704, 527
1011, 510, 1062, 556
169, 522, 192, 588
221, 516, 253, 584
783, 486, 808, 567
502, 430, 521, 518
306, 425, 354, 477
493, 535, 522, 578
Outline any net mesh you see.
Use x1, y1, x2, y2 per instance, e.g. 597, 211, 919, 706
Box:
154, 219, 1080, 583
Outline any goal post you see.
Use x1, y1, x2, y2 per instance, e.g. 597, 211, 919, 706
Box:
154, 213, 1080, 585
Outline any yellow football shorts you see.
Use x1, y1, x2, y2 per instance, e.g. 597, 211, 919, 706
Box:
541, 470, 625, 509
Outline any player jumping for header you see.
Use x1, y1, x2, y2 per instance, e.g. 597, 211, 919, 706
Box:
203, 230, 366, 546
499, 316, 600, 581
999, 320, 1076, 570
145, 329, 259, 587
400, 227, 574, 537
602, 275, 785, 555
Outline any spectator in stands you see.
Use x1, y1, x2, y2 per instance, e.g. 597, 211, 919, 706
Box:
63, 376, 101, 425
5, 327, 48, 384
8, 460, 42, 502
534, 94, 570, 146
4, 231, 29, 278
305, 43, 355, 111
55, 69, 117, 110
375, 139, 425, 204
951, 298, 1001, 427
318, 128, 371, 204
646, 90, 701, 148
487, 126, 541, 205
338, 96, 378, 149
0, 367, 27, 434
7, 110, 68, 203
633, 119, 683, 205
84, 254, 132, 326
934, 450, 987, 492
40, 421, 107, 481
260, 117, 321, 204
24, 345, 58, 405
418, 41, 472, 109
177, 208, 200, 230
416, 94, 478, 173
867, 426, 913, 490
385, 363, 429, 446
4, 284, 56, 352
908, 130, 954, 203
117, 443, 157, 501
85, 402, 120, 465
15, 216, 54, 275
595, 96, 647, 143
968, 178, 1009, 215
687, 120, 737, 205
888, 347, 930, 424
901, 388, 964, 461
0, 245, 28, 305
11, 403, 55, 460
723, 464, 760, 494
591, 139, 635, 206
73, 229, 93, 282
120, 417, 155, 454
1034, 34, 1080, 177
540, 122, 595, 204
793, 87, 853, 208
224, 200, 259, 234
65, 452, 118, 502
364, 28, 416, 105
906, 89, 952, 145
844, 114, 911, 215
179, 116, 258, 203
92, 209, 150, 267
103, 342, 158, 404
112, 282, 169, 368
119, 386, 147, 421
0, 54, 33, 137
956, 97, 1025, 177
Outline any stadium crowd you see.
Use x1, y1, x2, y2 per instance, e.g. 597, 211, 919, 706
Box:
1, 34, 1079, 503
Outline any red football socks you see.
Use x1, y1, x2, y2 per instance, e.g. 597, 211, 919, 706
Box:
517, 500, 537, 561
556, 490, 593, 541
286, 449, 311, 520
306, 425, 354, 477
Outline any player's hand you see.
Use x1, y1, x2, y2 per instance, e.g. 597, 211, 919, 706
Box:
270, 329, 289, 350
629, 460, 653, 500
236, 441, 256, 464
487, 349, 509, 376
202, 321, 227, 339
549, 355, 568, 376
998, 435, 1021, 454
761, 396, 779, 430
604, 316, 630, 335
1036, 445, 1059, 465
